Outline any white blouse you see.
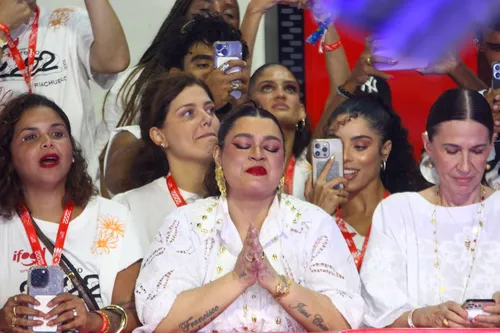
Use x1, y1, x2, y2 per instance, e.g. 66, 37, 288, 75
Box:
134, 195, 363, 333
291, 150, 311, 201
361, 191, 500, 328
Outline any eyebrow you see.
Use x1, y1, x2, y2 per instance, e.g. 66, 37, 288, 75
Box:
175, 101, 214, 111
190, 54, 213, 63
442, 143, 488, 149
351, 135, 373, 141
19, 123, 66, 133
259, 80, 298, 86
486, 42, 500, 49
233, 133, 282, 142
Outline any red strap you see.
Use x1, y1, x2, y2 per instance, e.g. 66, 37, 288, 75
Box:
17, 200, 74, 266
320, 40, 342, 54
284, 156, 296, 195
0, 6, 40, 93
336, 190, 389, 271
166, 174, 187, 207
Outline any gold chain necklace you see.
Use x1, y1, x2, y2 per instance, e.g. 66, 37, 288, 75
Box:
431, 185, 486, 303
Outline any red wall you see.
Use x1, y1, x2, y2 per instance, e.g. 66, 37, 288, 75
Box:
303, 14, 478, 156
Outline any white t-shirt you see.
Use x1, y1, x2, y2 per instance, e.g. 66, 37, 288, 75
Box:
113, 177, 202, 251
0, 6, 118, 181
95, 66, 144, 161
361, 191, 500, 328
134, 195, 363, 332
0, 197, 144, 309
291, 150, 311, 201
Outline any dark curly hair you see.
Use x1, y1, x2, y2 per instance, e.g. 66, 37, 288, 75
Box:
159, 12, 249, 71
130, 72, 215, 189
325, 94, 427, 193
0, 94, 97, 219
248, 63, 311, 159
204, 102, 285, 197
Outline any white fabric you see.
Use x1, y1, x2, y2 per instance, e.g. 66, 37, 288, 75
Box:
113, 177, 201, 251
0, 197, 144, 310
0, 7, 118, 181
95, 66, 143, 160
292, 150, 311, 201
361, 191, 500, 328
134, 195, 363, 333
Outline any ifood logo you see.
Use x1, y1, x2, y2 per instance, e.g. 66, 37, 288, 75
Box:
12, 249, 46, 267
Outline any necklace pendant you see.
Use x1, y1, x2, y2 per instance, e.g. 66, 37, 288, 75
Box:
464, 239, 471, 250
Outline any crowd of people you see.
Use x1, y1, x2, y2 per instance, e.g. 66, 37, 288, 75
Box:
0, 0, 499, 332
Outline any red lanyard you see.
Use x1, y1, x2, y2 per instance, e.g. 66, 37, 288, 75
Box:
166, 174, 187, 207
284, 156, 296, 195
0, 6, 40, 93
336, 190, 390, 271
17, 201, 74, 266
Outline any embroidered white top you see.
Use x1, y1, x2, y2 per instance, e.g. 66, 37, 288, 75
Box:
134, 195, 363, 333
361, 191, 500, 328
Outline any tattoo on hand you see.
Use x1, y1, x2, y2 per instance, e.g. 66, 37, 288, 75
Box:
179, 306, 220, 333
239, 272, 247, 279
289, 303, 311, 318
312, 314, 329, 331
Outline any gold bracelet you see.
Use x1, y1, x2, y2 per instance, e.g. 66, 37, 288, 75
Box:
274, 275, 292, 299
103, 305, 128, 333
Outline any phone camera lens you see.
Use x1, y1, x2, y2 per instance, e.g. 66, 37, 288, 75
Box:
221, 49, 228, 56
322, 147, 328, 152
31, 268, 49, 288
495, 64, 500, 71
314, 143, 320, 148
495, 72, 500, 79
314, 151, 320, 157
216, 44, 223, 50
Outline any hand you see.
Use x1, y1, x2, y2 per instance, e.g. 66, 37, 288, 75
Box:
472, 292, 500, 328
413, 302, 470, 328
247, 0, 300, 14
0, 0, 32, 31
205, 59, 249, 109
232, 224, 260, 289
343, 37, 395, 91
45, 293, 95, 332
417, 53, 461, 75
0, 294, 45, 333
305, 157, 349, 215
484, 88, 500, 134
252, 237, 280, 294
228, 65, 251, 107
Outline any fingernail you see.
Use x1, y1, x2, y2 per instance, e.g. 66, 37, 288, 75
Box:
495, 121, 500, 126
389, 75, 396, 80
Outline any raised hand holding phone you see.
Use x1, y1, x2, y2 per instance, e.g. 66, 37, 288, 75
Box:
214, 41, 244, 99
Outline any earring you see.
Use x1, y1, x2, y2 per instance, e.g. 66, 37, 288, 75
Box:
215, 165, 227, 197
277, 176, 285, 200
72, 157, 75, 163
486, 163, 491, 171
160, 143, 166, 148
296, 118, 306, 132
427, 160, 434, 169
381, 160, 387, 172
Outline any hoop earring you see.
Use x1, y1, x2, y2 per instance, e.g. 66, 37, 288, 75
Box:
381, 160, 387, 172
296, 118, 306, 132
277, 176, 285, 200
215, 165, 227, 197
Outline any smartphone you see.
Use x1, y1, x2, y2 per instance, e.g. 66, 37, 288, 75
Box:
462, 299, 495, 320
28, 266, 65, 333
312, 139, 343, 185
214, 41, 243, 99
372, 38, 429, 71
492, 62, 500, 89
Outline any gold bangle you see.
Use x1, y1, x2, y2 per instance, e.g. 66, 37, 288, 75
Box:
274, 275, 292, 299
103, 305, 128, 333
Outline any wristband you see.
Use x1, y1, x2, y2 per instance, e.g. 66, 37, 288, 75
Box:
103, 305, 128, 333
337, 85, 355, 99
408, 309, 417, 328
320, 40, 342, 53
94, 310, 110, 333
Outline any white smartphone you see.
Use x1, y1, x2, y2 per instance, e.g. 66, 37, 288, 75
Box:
312, 139, 343, 185
28, 266, 65, 333
214, 41, 243, 99
463, 299, 495, 320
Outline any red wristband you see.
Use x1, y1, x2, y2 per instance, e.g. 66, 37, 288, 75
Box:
321, 40, 342, 53
94, 310, 110, 333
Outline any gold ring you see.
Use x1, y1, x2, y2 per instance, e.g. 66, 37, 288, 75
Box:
72, 309, 78, 318
443, 318, 449, 327
13, 306, 16, 316
230, 82, 240, 91
367, 56, 373, 66
245, 252, 255, 262
13, 296, 18, 302
12, 316, 16, 327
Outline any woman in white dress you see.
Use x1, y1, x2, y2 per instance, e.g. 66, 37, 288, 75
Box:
0, 94, 143, 332
307, 95, 425, 271
248, 64, 313, 200
362, 88, 500, 328
112, 73, 220, 249
134, 103, 363, 332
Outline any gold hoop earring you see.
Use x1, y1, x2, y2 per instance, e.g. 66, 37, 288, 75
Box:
277, 176, 285, 200
215, 165, 227, 197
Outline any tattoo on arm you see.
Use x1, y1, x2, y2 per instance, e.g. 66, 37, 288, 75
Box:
178, 306, 220, 333
289, 303, 329, 331
117, 298, 137, 313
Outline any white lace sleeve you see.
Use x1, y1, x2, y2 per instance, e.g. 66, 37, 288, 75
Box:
360, 197, 411, 328
134, 211, 205, 332
303, 212, 364, 329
